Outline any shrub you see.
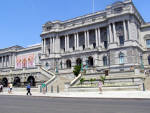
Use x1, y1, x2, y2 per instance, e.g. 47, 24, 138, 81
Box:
100, 76, 106, 84
73, 65, 81, 77
80, 78, 85, 85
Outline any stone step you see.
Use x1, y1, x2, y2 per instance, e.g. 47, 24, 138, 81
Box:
47, 76, 73, 92
68, 86, 140, 92
2, 87, 39, 92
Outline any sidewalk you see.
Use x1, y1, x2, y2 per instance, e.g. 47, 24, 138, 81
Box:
0, 91, 150, 99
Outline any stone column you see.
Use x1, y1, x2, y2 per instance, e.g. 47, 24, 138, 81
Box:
127, 20, 131, 40
76, 33, 79, 50
9, 55, 12, 67
2, 56, 3, 68
84, 31, 87, 48
0, 57, 1, 68
95, 28, 99, 47
123, 21, 127, 41
49, 37, 51, 53
53, 37, 55, 53
4, 56, 6, 67
98, 28, 101, 47
113, 23, 117, 43
42, 39, 44, 54
54, 35, 60, 53
67, 35, 69, 51
6, 56, 8, 67
109, 24, 113, 43
43, 38, 46, 54
107, 27, 110, 43
74, 33, 77, 50
12, 53, 15, 67
87, 30, 90, 48
65, 35, 67, 52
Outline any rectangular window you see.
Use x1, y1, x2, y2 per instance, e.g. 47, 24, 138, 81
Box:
119, 36, 124, 45
120, 57, 124, 64
146, 39, 150, 48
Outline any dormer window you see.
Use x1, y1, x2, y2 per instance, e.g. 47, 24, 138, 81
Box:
47, 26, 51, 30
114, 7, 123, 13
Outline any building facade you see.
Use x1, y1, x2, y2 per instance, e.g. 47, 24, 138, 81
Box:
0, 0, 150, 87
40, 0, 150, 73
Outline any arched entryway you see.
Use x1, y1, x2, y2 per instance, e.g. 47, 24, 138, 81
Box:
2, 78, 8, 87
148, 55, 150, 65
13, 77, 21, 87
27, 76, 35, 86
66, 59, 71, 68
76, 58, 82, 66
103, 56, 108, 66
88, 56, 94, 67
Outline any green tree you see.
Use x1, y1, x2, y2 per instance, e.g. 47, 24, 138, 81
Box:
100, 76, 106, 84
73, 65, 81, 77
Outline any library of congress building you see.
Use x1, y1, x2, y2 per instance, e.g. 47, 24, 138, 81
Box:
0, 0, 150, 89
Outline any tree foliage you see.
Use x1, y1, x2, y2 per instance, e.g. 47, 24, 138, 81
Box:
73, 65, 81, 77
100, 76, 106, 84
80, 77, 85, 85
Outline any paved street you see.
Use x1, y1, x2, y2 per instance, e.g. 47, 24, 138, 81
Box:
0, 95, 150, 113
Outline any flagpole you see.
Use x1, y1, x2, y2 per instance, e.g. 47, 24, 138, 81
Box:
92, 0, 95, 13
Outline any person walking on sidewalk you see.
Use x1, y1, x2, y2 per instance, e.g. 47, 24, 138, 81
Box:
0, 83, 3, 93
98, 80, 103, 94
26, 84, 32, 96
8, 83, 13, 94
41, 83, 46, 94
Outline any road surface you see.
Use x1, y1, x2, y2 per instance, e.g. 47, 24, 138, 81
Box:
0, 95, 149, 113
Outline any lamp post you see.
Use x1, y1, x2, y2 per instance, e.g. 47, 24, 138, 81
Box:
55, 60, 58, 73
81, 62, 83, 72
85, 58, 88, 70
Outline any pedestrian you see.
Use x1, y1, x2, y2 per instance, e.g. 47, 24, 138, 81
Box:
26, 84, 32, 96
8, 83, 13, 94
1, 84, 3, 92
98, 80, 103, 94
41, 83, 46, 94
0, 83, 2, 93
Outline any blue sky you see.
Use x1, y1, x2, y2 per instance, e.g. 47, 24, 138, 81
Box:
0, 0, 149, 49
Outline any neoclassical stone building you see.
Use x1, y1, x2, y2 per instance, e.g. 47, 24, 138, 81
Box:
40, 0, 150, 73
0, 0, 150, 87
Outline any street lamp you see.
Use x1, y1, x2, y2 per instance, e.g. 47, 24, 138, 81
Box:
55, 60, 58, 73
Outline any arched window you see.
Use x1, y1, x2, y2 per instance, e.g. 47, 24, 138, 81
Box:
119, 52, 124, 64
88, 56, 94, 67
103, 56, 107, 66
148, 55, 150, 65
66, 59, 71, 68
76, 58, 82, 66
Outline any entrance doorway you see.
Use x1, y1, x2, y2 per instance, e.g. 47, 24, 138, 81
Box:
2, 78, 8, 87
13, 77, 21, 87
27, 76, 35, 86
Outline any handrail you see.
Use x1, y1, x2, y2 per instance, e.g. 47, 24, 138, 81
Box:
70, 73, 82, 86
45, 74, 57, 85
40, 67, 55, 77
40, 66, 57, 86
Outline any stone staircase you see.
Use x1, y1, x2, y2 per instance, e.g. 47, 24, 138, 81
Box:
102, 76, 144, 91
68, 73, 146, 92
46, 75, 74, 93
